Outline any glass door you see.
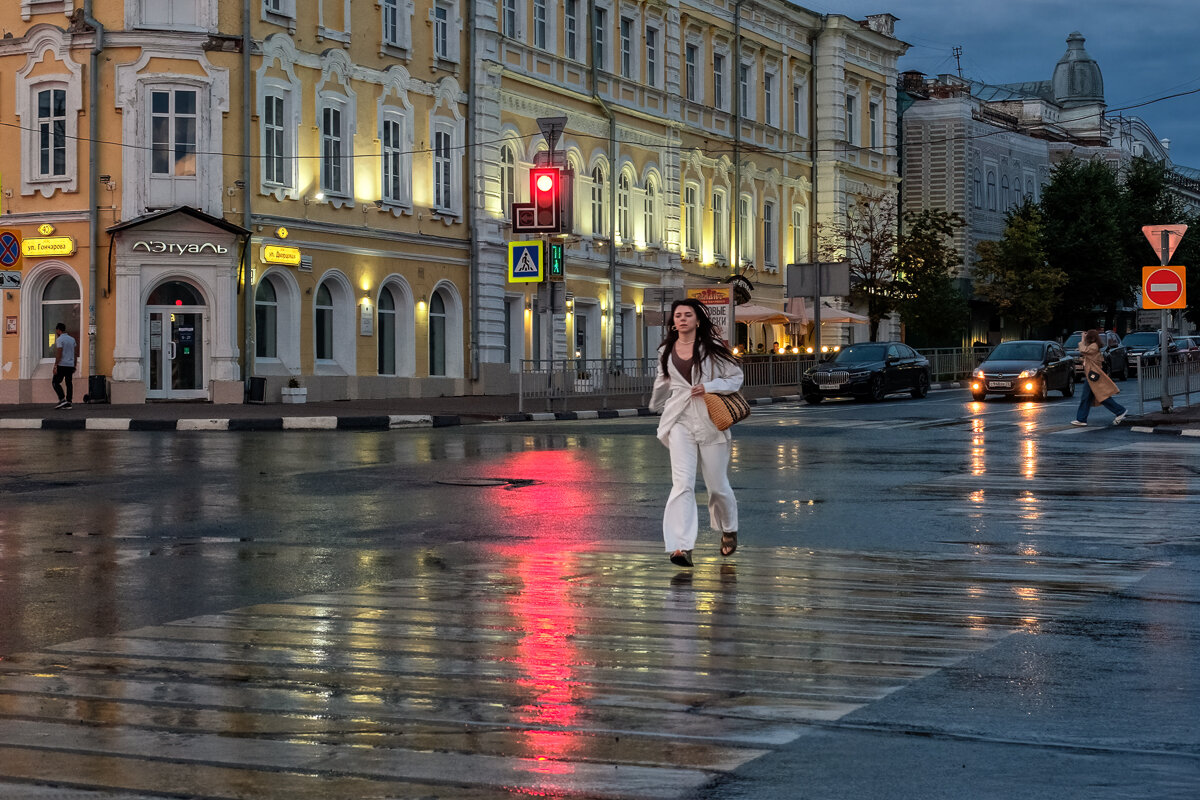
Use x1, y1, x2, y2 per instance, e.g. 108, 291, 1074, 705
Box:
147, 308, 206, 399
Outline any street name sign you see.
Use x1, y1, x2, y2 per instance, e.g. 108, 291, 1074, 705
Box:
1142, 266, 1186, 309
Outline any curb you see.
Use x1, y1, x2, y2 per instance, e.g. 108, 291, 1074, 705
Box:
1129, 425, 1200, 437
0, 395, 806, 433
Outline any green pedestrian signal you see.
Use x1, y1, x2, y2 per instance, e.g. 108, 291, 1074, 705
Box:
548, 241, 565, 281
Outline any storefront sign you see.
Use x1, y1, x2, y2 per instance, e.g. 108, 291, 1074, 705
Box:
131, 240, 228, 255
21, 236, 76, 257
686, 285, 733, 338
262, 244, 302, 266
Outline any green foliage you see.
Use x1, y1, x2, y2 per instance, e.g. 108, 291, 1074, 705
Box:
895, 208, 969, 347
815, 189, 900, 341
1177, 210, 1200, 328
1039, 157, 1124, 329
974, 201, 1067, 336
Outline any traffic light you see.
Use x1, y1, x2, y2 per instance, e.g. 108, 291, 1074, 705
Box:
548, 241, 564, 280
529, 166, 561, 232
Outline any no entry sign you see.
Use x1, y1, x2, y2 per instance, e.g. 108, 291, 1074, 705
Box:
1142, 266, 1186, 309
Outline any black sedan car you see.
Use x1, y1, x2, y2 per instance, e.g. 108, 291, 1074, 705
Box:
802, 342, 931, 403
971, 340, 1075, 401
1122, 330, 1179, 376
1064, 330, 1129, 382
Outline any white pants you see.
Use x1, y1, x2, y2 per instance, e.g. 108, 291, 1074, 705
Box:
663, 414, 738, 552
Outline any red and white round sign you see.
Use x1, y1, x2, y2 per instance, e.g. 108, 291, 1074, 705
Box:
1142, 266, 1186, 309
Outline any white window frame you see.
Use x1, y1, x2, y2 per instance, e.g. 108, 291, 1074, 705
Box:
431, 0, 454, 62
380, 107, 413, 210
319, 99, 351, 199
643, 177, 659, 246
500, 144, 516, 219
534, 0, 548, 49
792, 77, 809, 136
685, 43, 698, 102
739, 193, 754, 264
620, 16, 634, 79
564, 0, 579, 60
380, 0, 415, 53
869, 99, 880, 150
617, 169, 631, 242
763, 71, 775, 126
502, 0, 520, 38
256, 41, 302, 201
763, 200, 777, 269
262, 91, 289, 188
846, 92, 860, 146
712, 188, 728, 259
130, 0, 216, 31
645, 25, 659, 88
313, 273, 355, 376
590, 164, 607, 237
683, 182, 700, 256
739, 61, 753, 119
713, 51, 727, 111
17, 49, 82, 198
593, 5, 608, 71
432, 126, 453, 214
792, 206, 809, 264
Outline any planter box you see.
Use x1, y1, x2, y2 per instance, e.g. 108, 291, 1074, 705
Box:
281, 386, 307, 404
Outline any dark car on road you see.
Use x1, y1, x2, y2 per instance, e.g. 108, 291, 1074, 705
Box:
1122, 330, 1178, 376
1177, 335, 1200, 362
802, 341, 931, 403
971, 340, 1074, 401
1064, 330, 1129, 382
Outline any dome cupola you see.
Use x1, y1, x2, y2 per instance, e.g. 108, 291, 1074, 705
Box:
1052, 32, 1104, 107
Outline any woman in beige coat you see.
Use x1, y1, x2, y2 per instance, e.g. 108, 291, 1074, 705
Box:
1072, 329, 1127, 426
649, 299, 743, 567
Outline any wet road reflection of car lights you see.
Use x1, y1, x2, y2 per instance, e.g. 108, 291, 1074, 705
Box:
1022, 437, 1038, 480
970, 418, 986, 477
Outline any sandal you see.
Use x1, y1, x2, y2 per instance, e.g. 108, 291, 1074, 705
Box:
720, 531, 738, 557
669, 549, 693, 567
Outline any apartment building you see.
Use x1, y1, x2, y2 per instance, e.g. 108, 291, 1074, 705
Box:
0, 1, 906, 404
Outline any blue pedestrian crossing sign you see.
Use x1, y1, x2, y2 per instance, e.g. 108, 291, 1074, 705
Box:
508, 240, 544, 283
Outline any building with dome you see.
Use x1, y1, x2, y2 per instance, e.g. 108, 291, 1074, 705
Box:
899, 31, 1199, 345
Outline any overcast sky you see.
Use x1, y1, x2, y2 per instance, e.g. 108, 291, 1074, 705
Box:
808, 0, 1200, 169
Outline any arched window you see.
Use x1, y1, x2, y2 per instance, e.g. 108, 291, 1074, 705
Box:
429, 290, 447, 376
1001, 175, 1010, 209
986, 170, 996, 211
315, 283, 334, 361
617, 170, 630, 241
973, 169, 983, 208
41, 275, 80, 360
500, 144, 515, 218
255, 280, 278, 359
644, 179, 659, 245
147, 280, 203, 306
591, 165, 606, 236
378, 286, 396, 375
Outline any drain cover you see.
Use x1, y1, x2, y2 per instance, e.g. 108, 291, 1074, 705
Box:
436, 478, 512, 487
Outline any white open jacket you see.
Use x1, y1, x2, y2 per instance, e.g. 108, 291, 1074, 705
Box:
649, 345, 745, 446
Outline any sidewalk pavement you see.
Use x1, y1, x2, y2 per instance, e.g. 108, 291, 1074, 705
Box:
1, 384, 1197, 433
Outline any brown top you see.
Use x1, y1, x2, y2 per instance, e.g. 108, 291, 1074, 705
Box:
671, 349, 695, 385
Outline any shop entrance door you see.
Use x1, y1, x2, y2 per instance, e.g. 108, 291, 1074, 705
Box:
146, 308, 206, 399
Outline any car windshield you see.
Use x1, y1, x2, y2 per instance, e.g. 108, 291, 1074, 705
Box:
1064, 334, 1083, 349
832, 344, 888, 364
988, 342, 1044, 362
1123, 332, 1159, 347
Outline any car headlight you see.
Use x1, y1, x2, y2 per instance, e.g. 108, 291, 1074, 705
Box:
972, 369, 984, 379
1018, 369, 1037, 379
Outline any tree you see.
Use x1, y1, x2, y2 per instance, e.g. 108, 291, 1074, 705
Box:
1039, 157, 1124, 330
815, 189, 900, 341
974, 201, 1067, 337
895, 208, 969, 347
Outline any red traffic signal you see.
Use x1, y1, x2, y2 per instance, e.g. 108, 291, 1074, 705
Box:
529, 166, 561, 232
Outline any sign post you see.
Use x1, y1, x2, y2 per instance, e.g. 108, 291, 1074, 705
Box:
1141, 224, 1188, 412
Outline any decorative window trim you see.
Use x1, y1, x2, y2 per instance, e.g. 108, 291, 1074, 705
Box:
114, 50, 228, 215
261, 0, 297, 31
315, 52, 358, 208
501, 0, 524, 39
317, 0, 353, 45
127, 0, 218, 33
313, 271, 355, 376
379, 105, 414, 214
644, 23, 661, 88
20, 0, 72, 21
254, 268, 301, 375
429, 0, 462, 65
256, 37, 303, 200
15, 29, 82, 198
378, 0, 414, 56
428, 79, 465, 221
712, 50, 729, 112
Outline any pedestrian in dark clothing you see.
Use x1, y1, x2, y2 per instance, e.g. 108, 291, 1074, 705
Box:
52, 322, 77, 409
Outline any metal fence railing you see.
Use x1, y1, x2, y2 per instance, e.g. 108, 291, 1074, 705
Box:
1134, 356, 1200, 414
518, 347, 985, 410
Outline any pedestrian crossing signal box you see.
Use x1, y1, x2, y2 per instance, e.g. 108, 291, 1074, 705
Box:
548, 242, 564, 281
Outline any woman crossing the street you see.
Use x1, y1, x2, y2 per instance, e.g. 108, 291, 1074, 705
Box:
1072, 328, 1127, 427
649, 299, 743, 567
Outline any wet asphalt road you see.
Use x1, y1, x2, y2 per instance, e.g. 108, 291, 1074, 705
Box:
0, 387, 1198, 798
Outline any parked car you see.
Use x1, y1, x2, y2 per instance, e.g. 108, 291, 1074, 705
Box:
1063, 330, 1129, 382
802, 342, 931, 403
970, 340, 1075, 401
1176, 335, 1200, 362
1122, 330, 1179, 376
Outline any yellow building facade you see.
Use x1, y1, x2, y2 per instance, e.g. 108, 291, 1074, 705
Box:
0, 1, 905, 404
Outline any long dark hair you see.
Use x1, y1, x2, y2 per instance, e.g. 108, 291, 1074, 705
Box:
1083, 329, 1101, 347
658, 298, 739, 376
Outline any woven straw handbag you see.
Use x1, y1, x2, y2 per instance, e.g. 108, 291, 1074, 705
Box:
704, 391, 751, 431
